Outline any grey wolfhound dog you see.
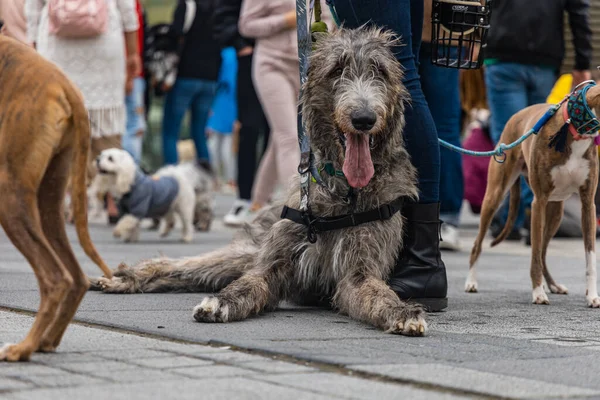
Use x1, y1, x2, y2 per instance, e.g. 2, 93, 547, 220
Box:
91, 27, 428, 336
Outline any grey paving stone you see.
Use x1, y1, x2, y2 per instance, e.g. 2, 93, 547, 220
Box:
171, 365, 259, 379
349, 363, 600, 399
58, 360, 139, 374
87, 368, 190, 383
8, 377, 339, 400
257, 372, 467, 400
237, 360, 317, 373
0, 377, 32, 391
125, 355, 213, 369
194, 351, 274, 364
0, 364, 66, 376
91, 348, 175, 360
20, 374, 109, 388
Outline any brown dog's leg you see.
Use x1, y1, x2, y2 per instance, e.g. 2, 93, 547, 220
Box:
580, 179, 600, 307
37, 151, 90, 352
334, 275, 426, 336
0, 187, 72, 361
530, 197, 550, 304
466, 158, 522, 292
541, 201, 568, 295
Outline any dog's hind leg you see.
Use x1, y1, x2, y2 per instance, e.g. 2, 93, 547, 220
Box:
36, 150, 90, 352
466, 157, 522, 293
159, 211, 175, 238
530, 197, 550, 304
541, 201, 568, 295
0, 184, 73, 361
334, 275, 427, 336
92, 244, 256, 293
580, 173, 600, 308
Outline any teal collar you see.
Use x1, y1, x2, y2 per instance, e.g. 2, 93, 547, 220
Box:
311, 162, 344, 182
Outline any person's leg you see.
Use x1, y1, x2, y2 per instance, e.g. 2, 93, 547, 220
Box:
190, 79, 219, 163
419, 43, 463, 250
161, 79, 195, 165
484, 63, 529, 233
330, 0, 446, 311
123, 77, 146, 164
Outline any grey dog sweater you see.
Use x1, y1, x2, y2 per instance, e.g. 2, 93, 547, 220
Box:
118, 171, 179, 219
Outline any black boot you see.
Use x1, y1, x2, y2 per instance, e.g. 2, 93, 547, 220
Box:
388, 202, 448, 312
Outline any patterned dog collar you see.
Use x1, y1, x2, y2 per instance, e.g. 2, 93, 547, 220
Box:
550, 82, 600, 152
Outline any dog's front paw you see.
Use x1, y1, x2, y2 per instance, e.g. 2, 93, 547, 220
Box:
587, 296, 600, 308
95, 277, 134, 294
532, 286, 550, 305
193, 297, 229, 323
113, 228, 122, 238
0, 343, 32, 362
181, 234, 193, 244
465, 281, 478, 293
386, 306, 427, 337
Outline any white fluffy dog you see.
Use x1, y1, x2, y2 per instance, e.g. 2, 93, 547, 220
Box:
90, 148, 212, 243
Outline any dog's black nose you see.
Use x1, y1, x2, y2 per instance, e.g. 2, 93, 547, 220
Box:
351, 109, 377, 131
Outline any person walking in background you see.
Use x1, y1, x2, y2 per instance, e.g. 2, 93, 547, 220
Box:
484, 0, 593, 244
207, 46, 238, 191
213, 0, 271, 227
26, 0, 141, 224
237, 0, 307, 219
0, 0, 29, 45
418, 0, 463, 251
161, 0, 222, 167
123, 0, 147, 165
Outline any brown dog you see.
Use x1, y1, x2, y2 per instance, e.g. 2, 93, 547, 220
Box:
467, 83, 600, 308
0, 36, 112, 361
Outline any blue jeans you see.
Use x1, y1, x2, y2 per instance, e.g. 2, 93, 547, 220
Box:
485, 63, 557, 229
419, 43, 462, 226
329, 0, 440, 204
162, 78, 218, 165
123, 77, 147, 164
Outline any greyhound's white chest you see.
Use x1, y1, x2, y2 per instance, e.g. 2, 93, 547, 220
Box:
549, 140, 592, 202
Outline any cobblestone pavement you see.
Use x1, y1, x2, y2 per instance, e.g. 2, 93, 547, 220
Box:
1, 195, 600, 399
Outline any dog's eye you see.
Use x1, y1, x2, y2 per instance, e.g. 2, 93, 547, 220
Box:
376, 65, 387, 77
331, 67, 344, 77
108, 156, 113, 162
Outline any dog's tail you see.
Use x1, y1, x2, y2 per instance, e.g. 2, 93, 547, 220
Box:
490, 180, 521, 247
66, 85, 113, 279
88, 244, 257, 293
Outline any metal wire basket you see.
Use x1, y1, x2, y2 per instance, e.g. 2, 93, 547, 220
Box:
430, 0, 492, 69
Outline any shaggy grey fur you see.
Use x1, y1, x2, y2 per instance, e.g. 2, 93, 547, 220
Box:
90, 27, 428, 336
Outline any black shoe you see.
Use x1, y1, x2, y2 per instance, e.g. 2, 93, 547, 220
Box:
388, 202, 448, 312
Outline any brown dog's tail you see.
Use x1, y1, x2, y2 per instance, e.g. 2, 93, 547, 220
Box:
66, 86, 113, 279
490, 180, 521, 247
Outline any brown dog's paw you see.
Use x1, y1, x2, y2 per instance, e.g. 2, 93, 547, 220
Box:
549, 283, 569, 295
193, 297, 229, 323
0, 343, 32, 362
532, 286, 550, 305
587, 296, 600, 308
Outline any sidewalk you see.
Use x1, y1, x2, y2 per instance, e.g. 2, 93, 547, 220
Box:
1, 195, 600, 399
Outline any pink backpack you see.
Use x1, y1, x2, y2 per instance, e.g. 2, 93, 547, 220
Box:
47, 0, 108, 38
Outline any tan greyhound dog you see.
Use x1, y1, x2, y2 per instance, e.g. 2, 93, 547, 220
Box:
467, 82, 600, 308
0, 36, 112, 361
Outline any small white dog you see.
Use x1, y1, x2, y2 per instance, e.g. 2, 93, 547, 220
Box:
90, 148, 212, 243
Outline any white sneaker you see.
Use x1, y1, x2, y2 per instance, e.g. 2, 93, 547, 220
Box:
223, 200, 252, 227
440, 223, 461, 251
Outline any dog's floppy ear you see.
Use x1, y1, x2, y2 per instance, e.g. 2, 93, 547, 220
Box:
115, 151, 137, 195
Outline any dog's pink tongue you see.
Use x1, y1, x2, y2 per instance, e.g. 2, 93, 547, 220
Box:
342, 133, 374, 189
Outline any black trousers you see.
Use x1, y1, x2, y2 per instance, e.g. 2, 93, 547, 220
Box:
236, 53, 270, 200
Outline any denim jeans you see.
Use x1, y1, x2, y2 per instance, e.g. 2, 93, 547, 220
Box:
329, 0, 441, 204
485, 63, 557, 229
123, 77, 147, 164
162, 77, 218, 165
419, 43, 463, 226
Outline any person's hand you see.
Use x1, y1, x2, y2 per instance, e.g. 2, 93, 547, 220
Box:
237, 46, 253, 57
284, 10, 297, 29
126, 53, 142, 79
572, 69, 593, 89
